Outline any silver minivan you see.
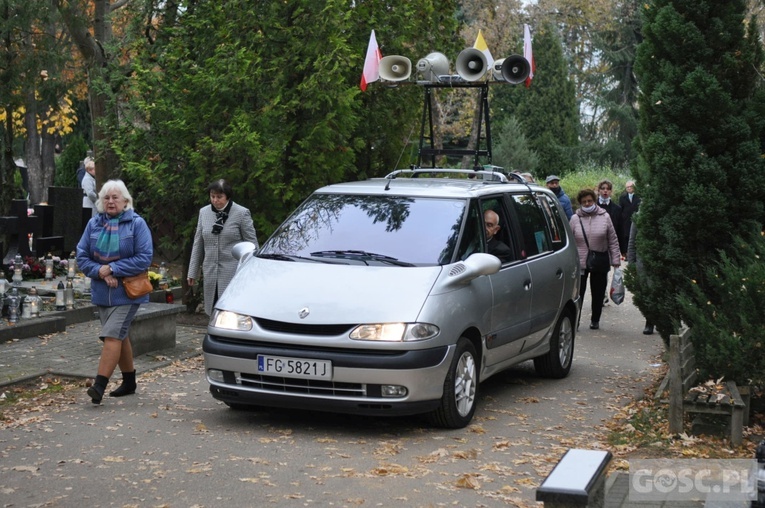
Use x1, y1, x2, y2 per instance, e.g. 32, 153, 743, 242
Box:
203, 170, 581, 428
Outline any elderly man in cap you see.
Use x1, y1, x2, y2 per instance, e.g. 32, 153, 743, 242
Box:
545, 175, 573, 219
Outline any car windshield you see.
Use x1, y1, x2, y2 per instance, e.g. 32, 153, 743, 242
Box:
259, 193, 467, 266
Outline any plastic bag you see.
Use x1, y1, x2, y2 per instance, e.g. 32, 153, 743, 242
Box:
610, 267, 625, 305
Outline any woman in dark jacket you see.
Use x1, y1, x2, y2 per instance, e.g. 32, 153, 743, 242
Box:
569, 188, 621, 330
77, 180, 153, 404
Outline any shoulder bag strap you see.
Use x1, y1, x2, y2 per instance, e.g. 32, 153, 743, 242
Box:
577, 216, 591, 249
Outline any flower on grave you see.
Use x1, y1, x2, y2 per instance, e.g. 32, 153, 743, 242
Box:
148, 270, 162, 290
11, 255, 72, 280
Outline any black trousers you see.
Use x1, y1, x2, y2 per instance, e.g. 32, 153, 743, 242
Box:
580, 269, 609, 323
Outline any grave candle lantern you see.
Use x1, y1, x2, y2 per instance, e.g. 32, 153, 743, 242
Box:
12, 253, 23, 285
45, 252, 54, 280
26, 286, 40, 317
56, 281, 66, 311
0, 270, 6, 295
67, 251, 77, 279
64, 280, 74, 310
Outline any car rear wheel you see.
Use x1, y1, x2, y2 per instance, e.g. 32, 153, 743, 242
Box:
428, 337, 478, 428
533, 310, 574, 378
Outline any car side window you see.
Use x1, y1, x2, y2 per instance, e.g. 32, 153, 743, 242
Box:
480, 197, 516, 263
537, 192, 567, 252
509, 193, 552, 258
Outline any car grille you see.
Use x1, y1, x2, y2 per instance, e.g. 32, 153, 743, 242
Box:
239, 373, 366, 396
255, 317, 355, 336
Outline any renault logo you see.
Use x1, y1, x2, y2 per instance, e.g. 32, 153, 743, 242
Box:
298, 307, 310, 319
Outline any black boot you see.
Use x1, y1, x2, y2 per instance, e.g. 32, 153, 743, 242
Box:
87, 375, 109, 404
109, 371, 137, 397
642, 322, 654, 335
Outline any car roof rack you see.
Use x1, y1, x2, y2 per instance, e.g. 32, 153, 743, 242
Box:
385, 167, 511, 183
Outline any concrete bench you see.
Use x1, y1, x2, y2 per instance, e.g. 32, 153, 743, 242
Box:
536, 449, 612, 508
129, 302, 185, 356
668, 327, 747, 446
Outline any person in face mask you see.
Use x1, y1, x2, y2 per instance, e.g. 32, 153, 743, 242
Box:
570, 188, 621, 330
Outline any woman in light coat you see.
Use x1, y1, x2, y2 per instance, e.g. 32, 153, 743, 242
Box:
188, 179, 259, 315
570, 188, 621, 330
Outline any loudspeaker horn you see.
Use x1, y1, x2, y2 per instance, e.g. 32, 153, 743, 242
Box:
492, 55, 530, 84
379, 55, 412, 82
416, 52, 450, 82
456, 48, 488, 82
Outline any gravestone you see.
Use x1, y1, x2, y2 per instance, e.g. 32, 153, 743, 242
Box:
48, 187, 85, 254
32, 204, 64, 257
0, 199, 38, 264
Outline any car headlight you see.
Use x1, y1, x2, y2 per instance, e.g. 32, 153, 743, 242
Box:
211, 310, 253, 331
350, 323, 439, 342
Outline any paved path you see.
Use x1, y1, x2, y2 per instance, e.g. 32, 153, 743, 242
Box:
0, 294, 755, 507
0, 316, 205, 387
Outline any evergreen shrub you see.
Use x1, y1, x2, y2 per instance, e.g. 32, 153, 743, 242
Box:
54, 135, 88, 188
678, 233, 765, 387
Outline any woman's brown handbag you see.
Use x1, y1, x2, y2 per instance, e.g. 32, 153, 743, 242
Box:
123, 271, 153, 299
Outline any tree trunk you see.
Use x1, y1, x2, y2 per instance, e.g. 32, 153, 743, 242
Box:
24, 95, 43, 204
54, 0, 120, 187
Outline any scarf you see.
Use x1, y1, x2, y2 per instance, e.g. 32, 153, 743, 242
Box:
211, 200, 232, 235
94, 213, 123, 262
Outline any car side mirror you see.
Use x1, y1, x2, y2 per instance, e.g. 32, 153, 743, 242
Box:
232, 241, 257, 262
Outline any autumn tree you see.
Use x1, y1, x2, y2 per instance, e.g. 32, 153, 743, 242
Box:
53, 0, 127, 186
632, 0, 765, 352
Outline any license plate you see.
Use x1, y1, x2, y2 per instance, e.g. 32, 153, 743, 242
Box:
257, 355, 332, 380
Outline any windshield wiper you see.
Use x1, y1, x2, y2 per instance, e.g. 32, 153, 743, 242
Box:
310, 250, 415, 267
259, 253, 346, 264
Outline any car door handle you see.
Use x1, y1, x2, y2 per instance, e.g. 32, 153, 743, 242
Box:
556, 269, 564, 279
524, 279, 532, 291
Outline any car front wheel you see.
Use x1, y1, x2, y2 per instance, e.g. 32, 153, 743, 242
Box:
428, 337, 478, 428
533, 310, 574, 378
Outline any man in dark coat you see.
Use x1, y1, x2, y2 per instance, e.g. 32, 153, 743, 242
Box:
618, 180, 641, 249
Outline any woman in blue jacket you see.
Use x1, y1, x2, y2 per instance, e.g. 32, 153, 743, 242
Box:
76, 180, 153, 404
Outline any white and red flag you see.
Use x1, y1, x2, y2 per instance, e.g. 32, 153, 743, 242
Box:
523, 24, 535, 87
360, 30, 382, 91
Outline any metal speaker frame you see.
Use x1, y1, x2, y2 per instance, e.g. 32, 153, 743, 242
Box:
456, 48, 488, 82
493, 55, 530, 84
379, 55, 412, 82
416, 52, 450, 82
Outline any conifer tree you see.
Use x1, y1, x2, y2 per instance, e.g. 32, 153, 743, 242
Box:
491, 23, 578, 176
632, 0, 764, 343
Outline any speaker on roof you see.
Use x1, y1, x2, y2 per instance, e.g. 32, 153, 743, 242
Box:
416, 52, 450, 82
492, 55, 530, 84
456, 48, 488, 82
379, 55, 412, 82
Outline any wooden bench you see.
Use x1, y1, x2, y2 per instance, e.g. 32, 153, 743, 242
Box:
129, 302, 185, 356
668, 327, 747, 446
536, 449, 612, 507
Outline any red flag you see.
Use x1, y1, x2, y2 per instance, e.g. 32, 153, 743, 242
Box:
523, 24, 535, 88
360, 30, 382, 91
